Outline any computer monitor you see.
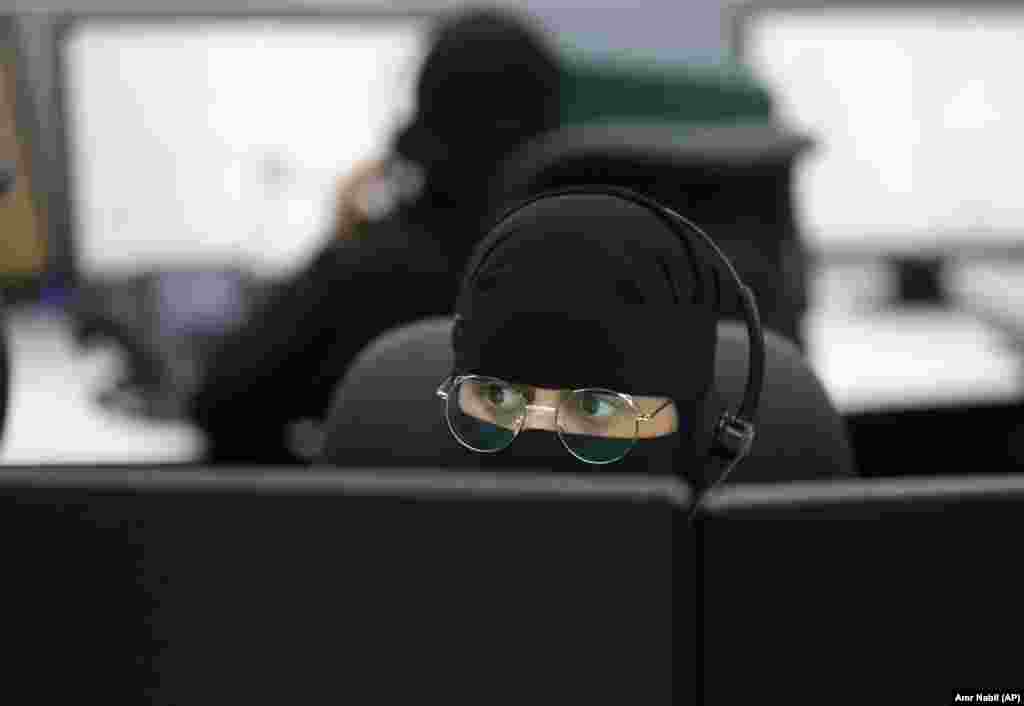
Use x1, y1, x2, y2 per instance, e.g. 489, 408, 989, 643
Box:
734, 3, 1024, 254
55, 12, 431, 281
0, 467, 690, 704
698, 476, 1024, 699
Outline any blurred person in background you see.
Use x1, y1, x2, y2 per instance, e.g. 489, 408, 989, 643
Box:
189, 7, 563, 464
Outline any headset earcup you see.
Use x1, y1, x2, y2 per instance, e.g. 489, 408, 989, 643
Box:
694, 384, 729, 487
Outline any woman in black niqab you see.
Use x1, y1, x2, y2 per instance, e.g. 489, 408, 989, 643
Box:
446, 189, 728, 487
189, 8, 563, 464
392, 7, 563, 261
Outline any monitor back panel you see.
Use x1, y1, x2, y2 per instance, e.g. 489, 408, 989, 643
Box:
0, 469, 690, 704
700, 477, 1024, 702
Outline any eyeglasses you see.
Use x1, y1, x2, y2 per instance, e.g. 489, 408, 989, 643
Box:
436, 375, 674, 464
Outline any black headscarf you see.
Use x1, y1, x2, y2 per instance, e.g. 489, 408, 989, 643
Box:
450, 189, 727, 482
393, 8, 562, 257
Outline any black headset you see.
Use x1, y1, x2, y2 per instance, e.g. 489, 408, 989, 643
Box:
456, 184, 765, 490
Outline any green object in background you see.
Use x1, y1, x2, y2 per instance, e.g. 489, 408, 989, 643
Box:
559, 47, 774, 128
540, 46, 808, 348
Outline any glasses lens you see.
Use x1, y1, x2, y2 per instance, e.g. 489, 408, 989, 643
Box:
447, 377, 527, 452
558, 390, 638, 464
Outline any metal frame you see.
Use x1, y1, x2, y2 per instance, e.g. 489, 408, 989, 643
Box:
47, 7, 443, 289
436, 374, 675, 464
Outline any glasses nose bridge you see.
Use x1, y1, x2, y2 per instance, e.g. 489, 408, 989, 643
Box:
521, 401, 560, 431
524, 402, 558, 413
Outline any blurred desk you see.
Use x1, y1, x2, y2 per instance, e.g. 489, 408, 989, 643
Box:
1, 307, 203, 464
805, 304, 1024, 475
950, 262, 1024, 344
805, 307, 1024, 414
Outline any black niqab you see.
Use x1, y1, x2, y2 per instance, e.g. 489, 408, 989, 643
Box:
393, 8, 562, 260
450, 191, 725, 480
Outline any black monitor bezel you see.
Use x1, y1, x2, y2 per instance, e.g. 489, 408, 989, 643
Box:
699, 473, 1024, 515
0, 465, 692, 507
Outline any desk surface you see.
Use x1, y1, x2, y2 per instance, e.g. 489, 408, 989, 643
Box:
805, 307, 1024, 414
0, 308, 203, 464
949, 262, 1024, 343
806, 261, 1024, 413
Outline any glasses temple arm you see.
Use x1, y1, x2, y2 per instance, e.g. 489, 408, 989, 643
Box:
638, 398, 674, 422
436, 377, 453, 400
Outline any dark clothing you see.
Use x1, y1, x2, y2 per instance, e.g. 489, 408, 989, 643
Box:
394, 9, 561, 208
190, 213, 464, 464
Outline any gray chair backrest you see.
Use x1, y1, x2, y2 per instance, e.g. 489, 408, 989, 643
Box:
713, 321, 856, 480
322, 317, 856, 479
322, 317, 455, 466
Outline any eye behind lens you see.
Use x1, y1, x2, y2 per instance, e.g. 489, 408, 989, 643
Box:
447, 377, 524, 452
481, 381, 526, 412
560, 390, 635, 438
576, 391, 620, 419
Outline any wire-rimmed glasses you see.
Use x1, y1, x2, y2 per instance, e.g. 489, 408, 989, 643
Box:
436, 374, 674, 464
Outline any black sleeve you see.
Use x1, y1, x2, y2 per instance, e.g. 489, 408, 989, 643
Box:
189, 235, 423, 465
